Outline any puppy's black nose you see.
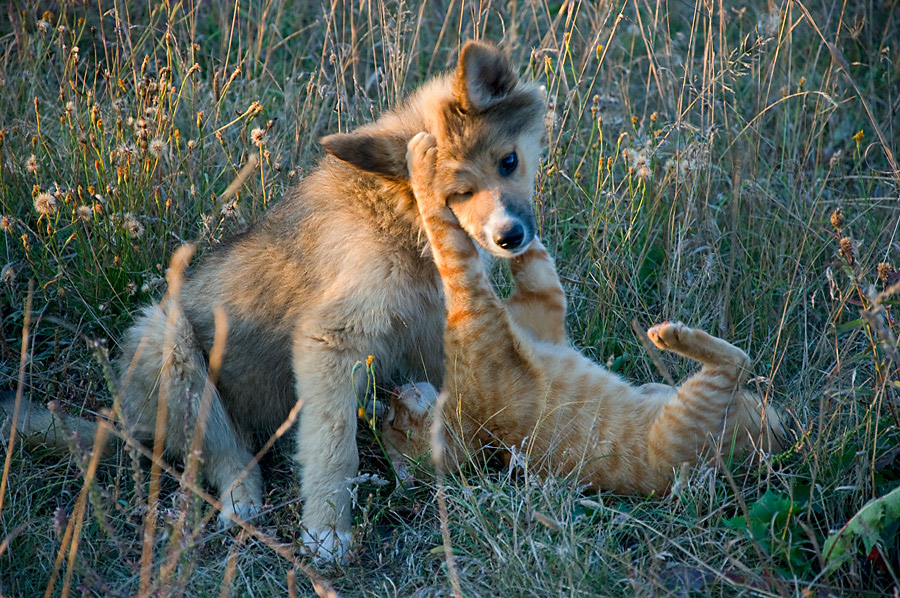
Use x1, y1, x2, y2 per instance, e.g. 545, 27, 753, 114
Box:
494, 221, 525, 250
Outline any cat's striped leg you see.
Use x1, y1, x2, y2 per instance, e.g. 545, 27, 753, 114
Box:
647, 322, 750, 381
644, 322, 752, 478
506, 240, 567, 344
646, 322, 787, 463
407, 132, 540, 448
406, 132, 505, 322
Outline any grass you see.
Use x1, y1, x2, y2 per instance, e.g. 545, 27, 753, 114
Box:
1, 0, 899, 596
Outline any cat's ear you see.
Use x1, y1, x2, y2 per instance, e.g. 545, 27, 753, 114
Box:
320, 128, 408, 180
453, 41, 517, 112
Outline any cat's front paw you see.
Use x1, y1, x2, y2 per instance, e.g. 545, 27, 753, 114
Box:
394, 382, 439, 415
406, 132, 442, 212
380, 382, 438, 483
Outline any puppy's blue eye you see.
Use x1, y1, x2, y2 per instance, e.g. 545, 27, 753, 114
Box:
498, 152, 518, 177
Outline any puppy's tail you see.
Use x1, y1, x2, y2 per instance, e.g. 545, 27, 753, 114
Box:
0, 391, 116, 458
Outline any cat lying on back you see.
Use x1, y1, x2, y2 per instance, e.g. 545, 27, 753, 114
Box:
380, 132, 787, 493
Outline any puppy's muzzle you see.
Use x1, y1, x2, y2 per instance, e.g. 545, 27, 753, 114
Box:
494, 220, 526, 251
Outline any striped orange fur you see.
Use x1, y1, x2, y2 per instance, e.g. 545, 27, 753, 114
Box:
381, 132, 787, 494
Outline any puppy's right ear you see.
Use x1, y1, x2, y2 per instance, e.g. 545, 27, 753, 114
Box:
454, 41, 517, 112
320, 130, 408, 180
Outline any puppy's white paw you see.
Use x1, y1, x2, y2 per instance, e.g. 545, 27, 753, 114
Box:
300, 527, 352, 564
218, 500, 261, 529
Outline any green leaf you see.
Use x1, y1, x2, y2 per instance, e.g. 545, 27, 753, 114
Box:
823, 485, 900, 572
833, 318, 865, 333
724, 491, 813, 572
609, 354, 629, 372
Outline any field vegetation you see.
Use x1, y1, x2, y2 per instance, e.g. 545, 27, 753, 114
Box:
1, 0, 899, 596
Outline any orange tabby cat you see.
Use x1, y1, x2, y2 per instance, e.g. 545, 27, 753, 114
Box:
381, 132, 786, 494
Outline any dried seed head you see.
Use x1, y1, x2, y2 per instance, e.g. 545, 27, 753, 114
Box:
52, 506, 68, 539
758, 7, 780, 38
120, 212, 144, 238
830, 207, 844, 230
250, 127, 266, 147
221, 200, 238, 217
839, 237, 854, 264
829, 149, 843, 169
134, 118, 150, 139
34, 192, 57, 215
624, 148, 650, 173
149, 137, 167, 158
113, 143, 136, 164
0, 214, 12, 232
77, 205, 93, 220
25, 154, 39, 173
878, 262, 893, 283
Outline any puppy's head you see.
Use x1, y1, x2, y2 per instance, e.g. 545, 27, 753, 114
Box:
321, 41, 546, 258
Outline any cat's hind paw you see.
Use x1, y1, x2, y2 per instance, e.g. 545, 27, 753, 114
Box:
647, 321, 690, 352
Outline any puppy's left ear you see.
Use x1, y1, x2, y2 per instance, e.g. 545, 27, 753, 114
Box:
453, 41, 517, 112
320, 128, 408, 180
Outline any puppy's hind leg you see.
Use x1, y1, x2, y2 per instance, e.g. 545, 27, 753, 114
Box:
196, 391, 264, 526
119, 304, 263, 527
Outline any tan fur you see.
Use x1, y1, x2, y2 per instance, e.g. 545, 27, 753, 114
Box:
380, 133, 787, 495
5, 42, 547, 561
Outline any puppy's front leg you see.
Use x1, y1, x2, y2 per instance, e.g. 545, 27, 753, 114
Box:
292, 335, 361, 563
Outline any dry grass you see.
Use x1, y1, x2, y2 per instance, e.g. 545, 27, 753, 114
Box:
1, 0, 899, 596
